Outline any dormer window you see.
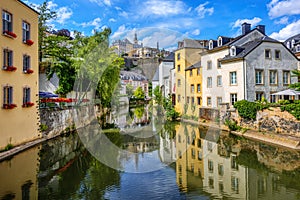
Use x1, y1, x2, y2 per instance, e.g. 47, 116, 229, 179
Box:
230, 46, 236, 56
209, 40, 213, 50
292, 39, 295, 47
296, 45, 300, 53
218, 37, 222, 47
287, 41, 291, 49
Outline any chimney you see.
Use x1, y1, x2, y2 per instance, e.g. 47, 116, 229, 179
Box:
242, 23, 251, 35
256, 25, 265, 34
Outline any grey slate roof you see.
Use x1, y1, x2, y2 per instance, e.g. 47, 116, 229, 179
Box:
120, 71, 148, 81
185, 61, 201, 71
221, 36, 280, 61
163, 52, 175, 62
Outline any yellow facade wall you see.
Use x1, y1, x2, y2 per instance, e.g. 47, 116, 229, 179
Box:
0, 0, 40, 149
174, 48, 204, 114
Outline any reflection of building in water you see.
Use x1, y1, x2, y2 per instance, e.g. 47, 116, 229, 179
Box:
120, 70, 149, 97
0, 146, 40, 199
175, 123, 204, 191
202, 132, 247, 199
159, 128, 176, 164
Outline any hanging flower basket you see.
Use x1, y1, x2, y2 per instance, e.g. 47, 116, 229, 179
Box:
3, 30, 17, 38
3, 66, 17, 71
25, 39, 34, 46
22, 102, 34, 107
3, 104, 17, 109
24, 69, 34, 74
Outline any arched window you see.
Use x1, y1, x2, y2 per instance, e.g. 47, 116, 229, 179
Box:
230, 46, 236, 56
209, 40, 214, 50
287, 41, 291, 49
218, 37, 222, 47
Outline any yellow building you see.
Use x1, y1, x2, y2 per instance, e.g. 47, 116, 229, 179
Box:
0, 0, 40, 149
174, 39, 207, 114
185, 62, 202, 116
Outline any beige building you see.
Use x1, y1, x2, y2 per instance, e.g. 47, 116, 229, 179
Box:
0, 0, 40, 149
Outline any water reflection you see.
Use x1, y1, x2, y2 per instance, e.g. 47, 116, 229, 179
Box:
2, 109, 300, 199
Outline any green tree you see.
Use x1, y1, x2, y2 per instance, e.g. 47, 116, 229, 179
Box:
289, 70, 300, 91
153, 86, 162, 104
133, 86, 145, 99
126, 84, 134, 97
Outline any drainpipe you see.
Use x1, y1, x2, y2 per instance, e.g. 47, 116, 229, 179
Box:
243, 59, 246, 100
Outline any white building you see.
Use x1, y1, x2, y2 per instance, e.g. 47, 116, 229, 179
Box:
202, 23, 299, 108
152, 53, 174, 97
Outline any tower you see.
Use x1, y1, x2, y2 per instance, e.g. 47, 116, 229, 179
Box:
134, 32, 138, 44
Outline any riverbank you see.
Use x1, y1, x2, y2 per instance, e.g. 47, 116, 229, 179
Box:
182, 118, 300, 150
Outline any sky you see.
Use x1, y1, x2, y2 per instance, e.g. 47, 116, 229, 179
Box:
24, 0, 300, 50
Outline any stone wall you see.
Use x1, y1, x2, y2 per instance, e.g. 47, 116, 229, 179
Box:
199, 107, 220, 121
40, 105, 95, 138
229, 107, 300, 137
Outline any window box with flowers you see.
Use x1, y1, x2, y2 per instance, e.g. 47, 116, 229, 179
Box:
24, 39, 34, 46
24, 69, 34, 74
3, 104, 17, 109
22, 102, 34, 108
3, 66, 17, 72
3, 30, 17, 38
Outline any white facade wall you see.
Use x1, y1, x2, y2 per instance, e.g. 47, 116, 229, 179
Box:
202, 49, 229, 108
159, 61, 173, 97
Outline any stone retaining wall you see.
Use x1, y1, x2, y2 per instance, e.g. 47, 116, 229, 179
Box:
40, 105, 95, 138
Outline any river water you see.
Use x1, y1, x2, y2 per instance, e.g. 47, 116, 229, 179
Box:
1, 105, 300, 200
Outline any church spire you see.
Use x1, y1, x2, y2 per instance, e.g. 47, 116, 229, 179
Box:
134, 32, 138, 44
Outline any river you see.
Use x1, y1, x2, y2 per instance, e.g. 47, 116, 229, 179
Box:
1, 105, 300, 199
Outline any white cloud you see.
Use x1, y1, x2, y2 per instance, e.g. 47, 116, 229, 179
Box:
267, 0, 300, 19
141, 0, 186, 17
275, 16, 289, 24
270, 19, 300, 41
232, 17, 262, 28
80, 18, 102, 30
195, 2, 214, 18
109, 18, 117, 22
119, 11, 129, 18
191, 29, 200, 36
89, 0, 111, 7
115, 6, 122, 10
56, 7, 73, 24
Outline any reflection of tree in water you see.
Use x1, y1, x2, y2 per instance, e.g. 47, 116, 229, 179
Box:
38, 133, 122, 200
134, 106, 145, 119
160, 121, 178, 139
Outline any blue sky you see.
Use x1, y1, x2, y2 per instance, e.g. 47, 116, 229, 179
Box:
24, 0, 300, 50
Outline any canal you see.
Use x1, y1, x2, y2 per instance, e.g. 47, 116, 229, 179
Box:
1, 105, 300, 199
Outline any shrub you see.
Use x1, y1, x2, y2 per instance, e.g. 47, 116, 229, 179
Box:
234, 100, 258, 120
40, 124, 48, 132
224, 119, 241, 131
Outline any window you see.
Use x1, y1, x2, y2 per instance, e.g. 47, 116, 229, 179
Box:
22, 21, 30, 42
283, 71, 290, 85
191, 148, 195, 159
177, 65, 180, 72
197, 84, 201, 93
177, 79, 181, 87
177, 53, 180, 60
217, 59, 221, 68
269, 70, 277, 85
230, 46, 236, 56
208, 160, 214, 172
207, 60, 212, 70
209, 40, 213, 50
189, 70, 193, 76
255, 70, 264, 85
270, 92, 276, 103
209, 177, 214, 189
197, 97, 201, 105
230, 93, 237, 106
217, 97, 222, 107
231, 177, 239, 193
191, 84, 194, 93
231, 155, 238, 170
23, 87, 31, 104
191, 97, 194, 104
218, 164, 224, 176
265, 49, 271, 59
217, 75, 222, 87
275, 50, 281, 59
207, 77, 212, 88
256, 92, 264, 101
3, 49, 13, 68
207, 97, 212, 106
23, 55, 31, 72
177, 94, 181, 103
197, 139, 201, 148
178, 135, 181, 143
3, 86, 13, 105
2, 11, 12, 33
198, 151, 202, 160
187, 96, 190, 104
197, 68, 201, 75
230, 72, 237, 85
218, 37, 222, 47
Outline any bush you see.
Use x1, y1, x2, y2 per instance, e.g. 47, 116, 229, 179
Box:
224, 119, 241, 131
234, 100, 270, 120
40, 124, 48, 132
